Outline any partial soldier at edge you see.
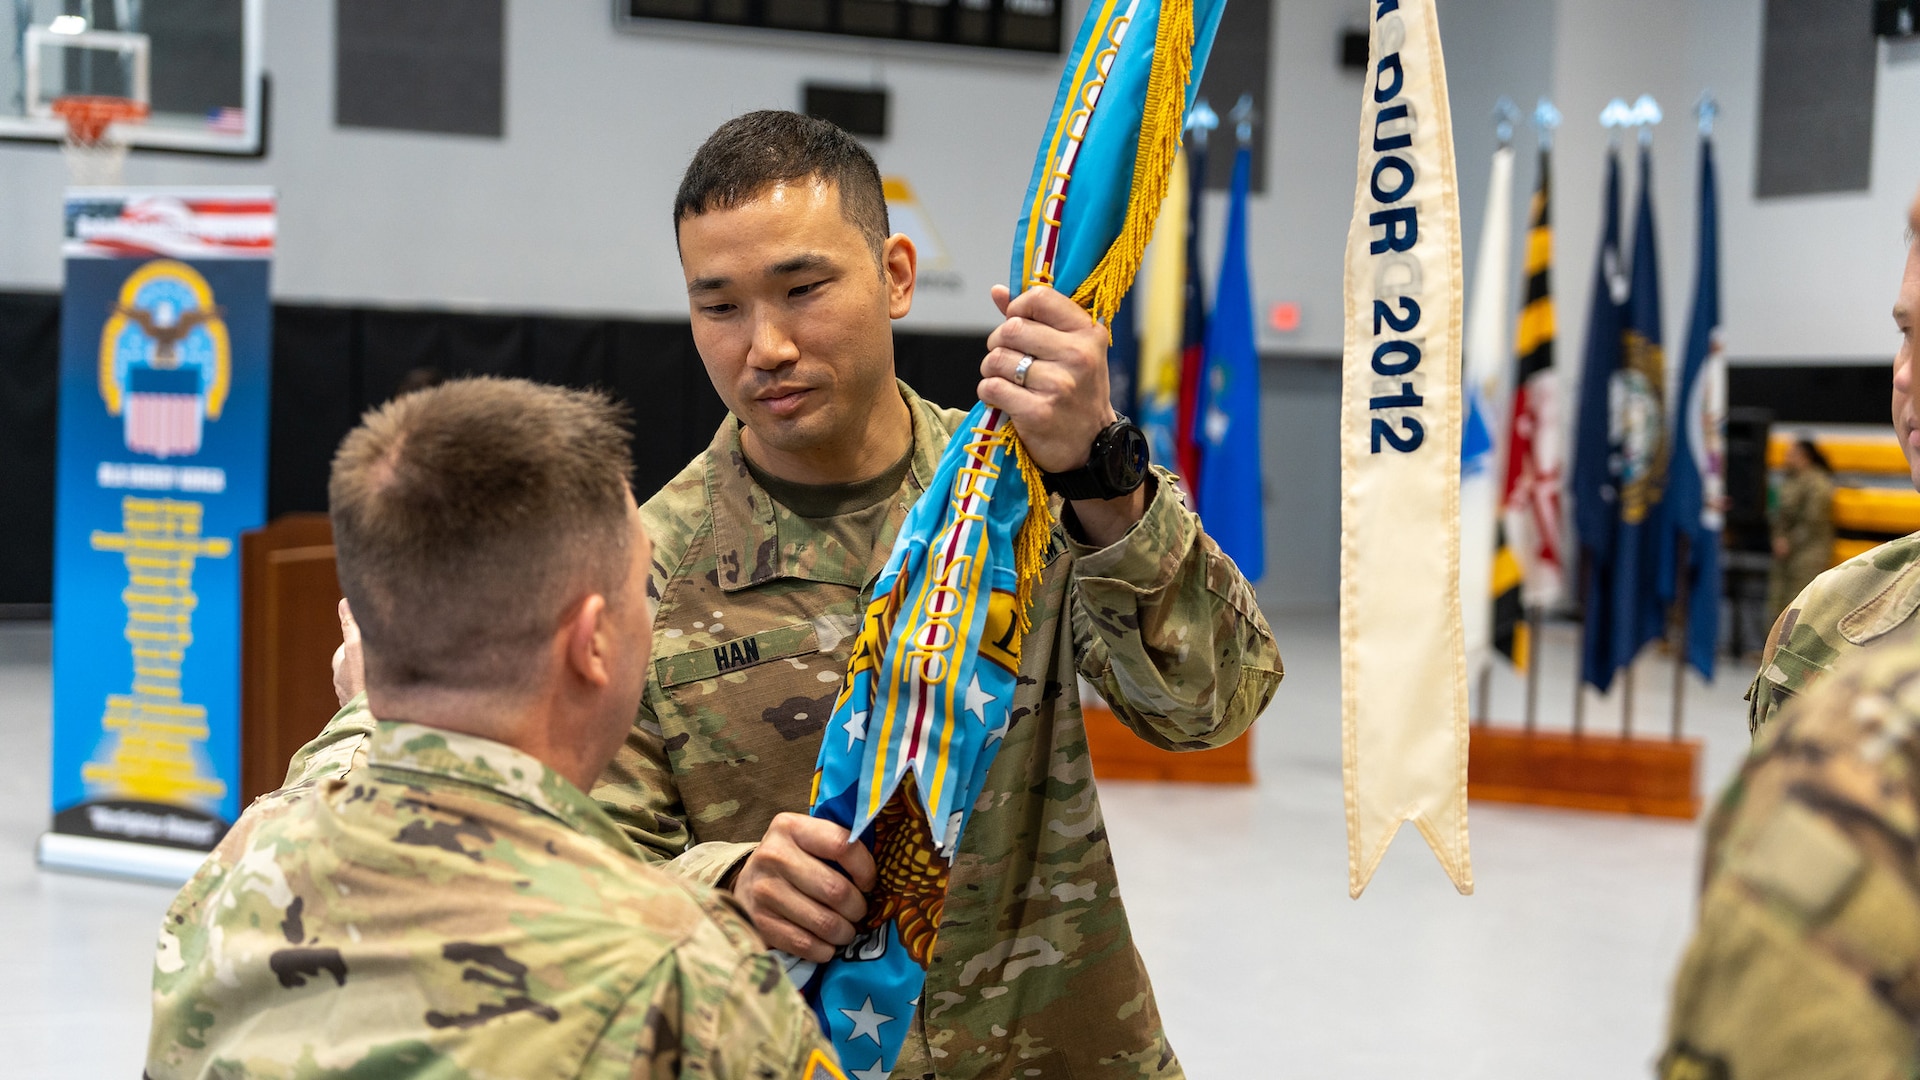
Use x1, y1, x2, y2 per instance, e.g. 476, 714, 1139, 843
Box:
1662, 625, 1920, 1080
1746, 184, 1920, 737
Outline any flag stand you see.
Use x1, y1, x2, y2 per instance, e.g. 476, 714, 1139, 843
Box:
1468, 604, 1701, 820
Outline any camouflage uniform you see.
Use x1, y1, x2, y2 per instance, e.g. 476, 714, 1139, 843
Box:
1662, 628, 1920, 1080
591, 381, 1283, 1080
148, 704, 842, 1080
1767, 468, 1836, 620
1747, 532, 1920, 736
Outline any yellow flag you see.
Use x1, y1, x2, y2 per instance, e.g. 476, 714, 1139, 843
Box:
1339, 0, 1472, 899
1136, 147, 1188, 483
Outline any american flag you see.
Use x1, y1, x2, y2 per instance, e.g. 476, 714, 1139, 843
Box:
124, 365, 204, 459
205, 107, 245, 135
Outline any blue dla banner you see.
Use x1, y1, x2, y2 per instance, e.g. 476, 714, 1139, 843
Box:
40, 189, 275, 884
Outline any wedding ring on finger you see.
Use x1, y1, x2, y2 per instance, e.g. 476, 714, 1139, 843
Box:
1012, 354, 1035, 388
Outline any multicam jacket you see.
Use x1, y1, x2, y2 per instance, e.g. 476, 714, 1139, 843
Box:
591, 381, 1283, 1080
1747, 532, 1920, 735
148, 706, 841, 1080
1663, 627, 1920, 1080
1767, 469, 1837, 617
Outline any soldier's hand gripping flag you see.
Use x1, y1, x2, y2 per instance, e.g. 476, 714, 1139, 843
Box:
783, 0, 1226, 1070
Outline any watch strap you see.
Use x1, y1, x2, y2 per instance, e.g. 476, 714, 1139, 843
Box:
1041, 464, 1112, 501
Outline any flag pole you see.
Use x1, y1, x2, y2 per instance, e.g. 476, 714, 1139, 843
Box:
1623, 663, 1635, 739
1573, 555, 1587, 736
1523, 606, 1541, 731
1670, 537, 1689, 740
1670, 625, 1687, 740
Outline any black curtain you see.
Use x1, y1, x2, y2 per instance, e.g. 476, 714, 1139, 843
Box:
0, 294, 60, 609
0, 291, 990, 606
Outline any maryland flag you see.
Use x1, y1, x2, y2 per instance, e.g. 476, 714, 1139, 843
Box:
1495, 148, 1567, 671
787, 0, 1224, 1070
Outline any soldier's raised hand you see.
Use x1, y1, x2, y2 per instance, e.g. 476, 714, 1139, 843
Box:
331, 598, 366, 707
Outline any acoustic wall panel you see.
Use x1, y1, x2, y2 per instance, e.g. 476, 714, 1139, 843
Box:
336, 0, 505, 138
1756, 0, 1877, 198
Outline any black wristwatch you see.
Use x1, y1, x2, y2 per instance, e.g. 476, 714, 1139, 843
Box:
1042, 416, 1150, 501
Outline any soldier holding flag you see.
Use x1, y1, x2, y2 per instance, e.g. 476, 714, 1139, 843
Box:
606, 110, 1279, 1079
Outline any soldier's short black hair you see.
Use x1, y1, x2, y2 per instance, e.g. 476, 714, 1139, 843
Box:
674, 110, 890, 262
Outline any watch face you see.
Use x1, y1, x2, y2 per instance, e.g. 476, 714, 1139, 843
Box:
1102, 424, 1148, 490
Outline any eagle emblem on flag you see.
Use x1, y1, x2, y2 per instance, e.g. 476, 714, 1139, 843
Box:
98, 259, 230, 460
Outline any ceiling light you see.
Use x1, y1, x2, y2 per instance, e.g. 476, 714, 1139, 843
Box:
48, 15, 87, 34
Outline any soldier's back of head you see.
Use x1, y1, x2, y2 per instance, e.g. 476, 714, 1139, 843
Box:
146, 378, 836, 1079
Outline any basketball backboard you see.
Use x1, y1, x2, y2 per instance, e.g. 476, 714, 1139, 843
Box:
1, 0, 263, 155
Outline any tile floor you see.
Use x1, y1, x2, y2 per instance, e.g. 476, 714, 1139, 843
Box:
0, 612, 1753, 1078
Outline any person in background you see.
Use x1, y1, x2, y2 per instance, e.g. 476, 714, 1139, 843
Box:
1745, 188, 1920, 736
1767, 436, 1835, 621
148, 378, 840, 1080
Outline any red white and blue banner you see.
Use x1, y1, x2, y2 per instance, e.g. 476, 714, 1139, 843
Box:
40, 189, 275, 884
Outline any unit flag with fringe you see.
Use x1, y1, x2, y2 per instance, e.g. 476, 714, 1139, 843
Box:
782, 0, 1225, 1070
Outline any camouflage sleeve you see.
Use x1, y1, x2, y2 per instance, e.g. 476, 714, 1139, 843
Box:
1066, 468, 1283, 751
591, 694, 757, 888
1661, 644, 1920, 1080
147, 805, 272, 1078
280, 693, 376, 788
1745, 606, 1797, 737
595, 895, 837, 1076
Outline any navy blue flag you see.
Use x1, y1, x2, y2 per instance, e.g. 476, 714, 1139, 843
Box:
1196, 142, 1264, 581
1572, 149, 1627, 690
1566, 147, 1628, 684
1109, 291, 1140, 418
1669, 135, 1726, 678
1607, 144, 1676, 680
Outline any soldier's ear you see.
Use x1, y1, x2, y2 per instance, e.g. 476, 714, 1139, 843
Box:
563, 594, 612, 689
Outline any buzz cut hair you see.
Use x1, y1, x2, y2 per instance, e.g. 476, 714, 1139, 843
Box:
673, 110, 891, 261
328, 377, 635, 695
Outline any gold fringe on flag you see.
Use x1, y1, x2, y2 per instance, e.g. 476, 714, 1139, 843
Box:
1009, 430, 1055, 633
1068, 0, 1195, 328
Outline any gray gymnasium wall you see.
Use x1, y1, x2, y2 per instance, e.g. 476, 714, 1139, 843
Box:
2, 0, 1918, 614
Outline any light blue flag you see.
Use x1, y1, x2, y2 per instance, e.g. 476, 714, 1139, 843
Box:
1197, 141, 1264, 581
1009, 0, 1228, 321
789, 408, 1040, 1078
789, 0, 1225, 1071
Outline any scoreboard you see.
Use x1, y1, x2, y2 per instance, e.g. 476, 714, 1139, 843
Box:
620, 0, 1062, 53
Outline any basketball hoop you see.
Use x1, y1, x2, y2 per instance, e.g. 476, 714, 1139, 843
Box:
51, 95, 149, 187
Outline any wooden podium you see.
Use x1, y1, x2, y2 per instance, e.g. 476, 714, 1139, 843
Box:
239, 514, 344, 803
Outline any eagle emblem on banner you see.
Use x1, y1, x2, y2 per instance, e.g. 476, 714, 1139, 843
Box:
98, 259, 230, 460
